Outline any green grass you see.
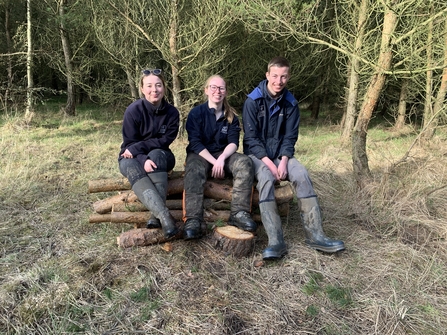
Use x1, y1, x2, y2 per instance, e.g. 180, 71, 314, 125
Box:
1, 103, 447, 334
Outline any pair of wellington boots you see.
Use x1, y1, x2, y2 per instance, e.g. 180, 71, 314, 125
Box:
132, 174, 178, 238
260, 197, 345, 260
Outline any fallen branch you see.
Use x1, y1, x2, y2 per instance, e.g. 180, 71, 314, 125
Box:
117, 226, 183, 248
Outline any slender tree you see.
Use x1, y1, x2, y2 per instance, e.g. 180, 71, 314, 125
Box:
352, 1, 398, 182
340, 0, 369, 143
58, 0, 76, 116
25, 0, 34, 123
422, 16, 447, 139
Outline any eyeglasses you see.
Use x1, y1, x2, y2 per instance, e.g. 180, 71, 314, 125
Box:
208, 85, 226, 92
142, 69, 162, 76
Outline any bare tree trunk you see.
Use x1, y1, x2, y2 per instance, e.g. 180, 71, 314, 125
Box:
395, 78, 408, 130
4, 2, 13, 109
422, 17, 447, 139
169, 0, 181, 109
352, 3, 397, 184
126, 69, 139, 100
309, 93, 321, 120
25, 0, 34, 123
341, 0, 369, 143
59, 0, 76, 116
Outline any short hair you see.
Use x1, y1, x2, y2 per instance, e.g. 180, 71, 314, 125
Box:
267, 56, 290, 72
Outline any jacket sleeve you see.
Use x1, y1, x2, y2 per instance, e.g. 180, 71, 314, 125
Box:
185, 107, 206, 154
227, 116, 241, 148
278, 103, 299, 158
242, 98, 268, 159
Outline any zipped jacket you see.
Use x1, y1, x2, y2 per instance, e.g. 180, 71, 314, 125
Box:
118, 98, 179, 168
242, 80, 299, 160
186, 102, 241, 155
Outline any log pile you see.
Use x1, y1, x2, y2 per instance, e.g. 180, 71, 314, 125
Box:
89, 171, 295, 257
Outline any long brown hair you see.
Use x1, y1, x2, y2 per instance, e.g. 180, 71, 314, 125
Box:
204, 75, 237, 124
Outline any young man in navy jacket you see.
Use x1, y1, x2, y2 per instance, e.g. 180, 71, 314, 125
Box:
243, 57, 345, 260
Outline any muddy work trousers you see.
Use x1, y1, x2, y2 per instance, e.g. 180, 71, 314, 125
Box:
249, 155, 317, 203
118, 148, 175, 186
183, 152, 254, 220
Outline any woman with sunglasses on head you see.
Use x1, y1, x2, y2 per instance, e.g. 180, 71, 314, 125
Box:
118, 69, 180, 238
182, 74, 257, 240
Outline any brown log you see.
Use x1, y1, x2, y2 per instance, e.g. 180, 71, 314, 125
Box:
209, 226, 255, 258
253, 182, 295, 205
89, 178, 131, 193
94, 180, 293, 214
117, 226, 183, 248
89, 202, 289, 226
92, 191, 138, 214
88, 175, 295, 206
89, 210, 234, 224
112, 198, 230, 213
89, 213, 112, 223
89, 171, 184, 193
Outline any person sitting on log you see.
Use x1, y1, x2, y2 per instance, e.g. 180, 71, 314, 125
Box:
182, 74, 257, 240
242, 56, 345, 260
118, 69, 179, 238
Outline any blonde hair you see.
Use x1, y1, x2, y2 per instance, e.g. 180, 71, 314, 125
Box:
204, 75, 237, 124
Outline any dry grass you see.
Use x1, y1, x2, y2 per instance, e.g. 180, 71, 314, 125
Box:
1, 106, 446, 334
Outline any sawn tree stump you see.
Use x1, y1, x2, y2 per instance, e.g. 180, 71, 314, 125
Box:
209, 225, 255, 258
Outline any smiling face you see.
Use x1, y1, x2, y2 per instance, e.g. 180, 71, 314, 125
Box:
266, 65, 290, 97
205, 76, 227, 107
140, 74, 165, 106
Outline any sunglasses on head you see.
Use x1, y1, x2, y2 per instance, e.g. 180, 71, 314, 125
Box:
142, 69, 162, 76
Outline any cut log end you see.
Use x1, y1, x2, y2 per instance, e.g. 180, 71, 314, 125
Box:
209, 225, 255, 258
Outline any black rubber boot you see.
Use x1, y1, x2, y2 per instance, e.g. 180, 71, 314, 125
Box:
183, 218, 203, 240
132, 178, 178, 238
259, 201, 287, 260
228, 211, 257, 232
300, 197, 345, 253
146, 172, 169, 229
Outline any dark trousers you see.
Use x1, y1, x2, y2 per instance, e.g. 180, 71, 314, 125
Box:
183, 151, 254, 220
118, 149, 175, 186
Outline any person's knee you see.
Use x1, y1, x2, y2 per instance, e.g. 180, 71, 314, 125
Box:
256, 168, 275, 191
119, 159, 146, 185
147, 149, 168, 171
185, 155, 207, 180
233, 155, 254, 179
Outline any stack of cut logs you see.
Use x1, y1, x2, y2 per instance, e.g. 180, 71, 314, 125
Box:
88, 171, 294, 257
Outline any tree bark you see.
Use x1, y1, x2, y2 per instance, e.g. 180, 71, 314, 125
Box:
169, 0, 182, 109
352, 3, 397, 184
395, 78, 408, 130
4, 2, 13, 109
112, 198, 230, 212
93, 191, 138, 214
59, 0, 76, 116
25, 0, 34, 123
422, 12, 447, 140
422, 4, 434, 138
117, 227, 183, 248
341, 0, 369, 143
91, 178, 294, 214
210, 226, 255, 258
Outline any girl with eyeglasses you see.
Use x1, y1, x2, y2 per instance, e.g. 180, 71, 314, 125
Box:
182, 75, 257, 240
118, 69, 179, 238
